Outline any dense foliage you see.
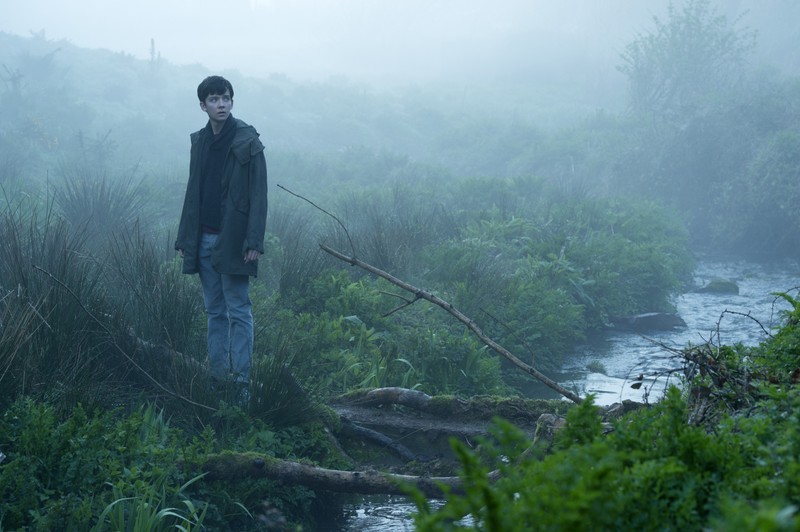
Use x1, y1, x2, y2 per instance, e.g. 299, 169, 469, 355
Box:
1, 0, 800, 259
1, 0, 799, 528
412, 295, 800, 530
0, 399, 342, 530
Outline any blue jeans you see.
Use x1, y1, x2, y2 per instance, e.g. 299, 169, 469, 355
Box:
198, 232, 253, 383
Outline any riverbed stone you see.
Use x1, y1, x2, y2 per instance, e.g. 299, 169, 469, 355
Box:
696, 278, 740, 294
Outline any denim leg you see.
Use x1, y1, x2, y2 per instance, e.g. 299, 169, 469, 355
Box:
198, 233, 229, 380
222, 273, 253, 383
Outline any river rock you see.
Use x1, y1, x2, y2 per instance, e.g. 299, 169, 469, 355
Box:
610, 312, 687, 332
696, 278, 740, 294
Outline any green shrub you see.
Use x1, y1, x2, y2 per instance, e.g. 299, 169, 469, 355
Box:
0, 400, 205, 530
411, 307, 800, 531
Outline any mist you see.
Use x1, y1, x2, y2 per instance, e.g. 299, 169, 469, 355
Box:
7, 2, 798, 87
6, 1, 645, 85
4, 1, 800, 529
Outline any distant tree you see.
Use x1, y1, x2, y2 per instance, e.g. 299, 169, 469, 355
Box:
618, 0, 756, 127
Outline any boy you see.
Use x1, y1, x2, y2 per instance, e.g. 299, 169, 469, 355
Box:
175, 75, 268, 391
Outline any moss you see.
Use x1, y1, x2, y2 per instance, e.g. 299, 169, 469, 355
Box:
315, 404, 342, 432
425, 394, 570, 422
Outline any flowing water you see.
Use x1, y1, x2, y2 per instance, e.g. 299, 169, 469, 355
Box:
558, 257, 799, 406
342, 257, 799, 530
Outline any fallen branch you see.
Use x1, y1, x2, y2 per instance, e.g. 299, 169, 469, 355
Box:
318, 244, 582, 404
338, 418, 425, 462
202, 451, 494, 498
331, 403, 494, 440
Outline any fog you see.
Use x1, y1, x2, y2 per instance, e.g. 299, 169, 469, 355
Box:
3, 3, 800, 529
5, 1, 647, 85
0, 1, 693, 86
7, 1, 798, 89
3, 0, 800, 254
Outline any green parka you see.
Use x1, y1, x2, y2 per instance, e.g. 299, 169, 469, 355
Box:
175, 118, 268, 277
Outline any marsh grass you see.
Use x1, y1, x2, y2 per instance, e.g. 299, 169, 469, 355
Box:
105, 222, 204, 357
55, 165, 148, 249
248, 325, 324, 428
332, 184, 456, 278
0, 180, 215, 414
0, 193, 112, 407
268, 202, 336, 300
0, 289, 39, 400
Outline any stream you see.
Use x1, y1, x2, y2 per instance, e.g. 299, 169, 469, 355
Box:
340, 257, 799, 531
558, 257, 799, 406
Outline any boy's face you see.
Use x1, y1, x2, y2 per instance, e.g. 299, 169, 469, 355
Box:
200, 89, 233, 128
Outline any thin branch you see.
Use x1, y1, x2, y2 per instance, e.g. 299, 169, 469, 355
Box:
277, 184, 356, 257
319, 243, 583, 404
719, 309, 773, 339
379, 291, 421, 318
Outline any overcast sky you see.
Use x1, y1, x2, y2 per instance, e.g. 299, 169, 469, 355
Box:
3, 0, 664, 86
4, 1, 794, 87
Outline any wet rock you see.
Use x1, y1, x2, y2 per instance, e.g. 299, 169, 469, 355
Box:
610, 312, 687, 332
696, 278, 739, 294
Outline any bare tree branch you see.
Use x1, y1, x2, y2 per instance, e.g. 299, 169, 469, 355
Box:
277, 183, 356, 257
318, 243, 583, 404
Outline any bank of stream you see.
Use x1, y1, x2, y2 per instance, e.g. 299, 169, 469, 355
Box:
558, 257, 798, 406
341, 256, 798, 531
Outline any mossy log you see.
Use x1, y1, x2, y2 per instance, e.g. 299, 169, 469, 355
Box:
202, 451, 466, 498
198, 391, 630, 496
330, 388, 572, 465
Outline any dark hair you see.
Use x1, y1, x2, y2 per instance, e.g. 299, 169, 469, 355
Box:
197, 76, 234, 102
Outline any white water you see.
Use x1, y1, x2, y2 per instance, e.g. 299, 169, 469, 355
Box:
560, 258, 798, 406
343, 257, 799, 530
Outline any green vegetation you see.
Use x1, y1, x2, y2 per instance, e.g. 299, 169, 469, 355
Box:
1, 0, 799, 528
0, 398, 332, 530
411, 294, 800, 530
0, 154, 693, 528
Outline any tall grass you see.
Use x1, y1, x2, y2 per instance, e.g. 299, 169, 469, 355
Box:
55, 165, 147, 248
0, 174, 213, 412
0, 193, 111, 407
268, 201, 335, 300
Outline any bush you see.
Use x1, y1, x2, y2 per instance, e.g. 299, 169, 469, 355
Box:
0, 400, 206, 530
411, 296, 800, 530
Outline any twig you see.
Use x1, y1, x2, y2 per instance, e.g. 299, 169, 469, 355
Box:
277, 184, 356, 257
379, 291, 421, 317
719, 309, 773, 339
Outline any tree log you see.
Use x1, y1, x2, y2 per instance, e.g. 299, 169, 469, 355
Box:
332, 404, 500, 440
361, 386, 432, 410
202, 452, 465, 498
338, 417, 425, 462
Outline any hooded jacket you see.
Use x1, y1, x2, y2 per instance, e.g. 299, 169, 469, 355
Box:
175, 117, 268, 277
